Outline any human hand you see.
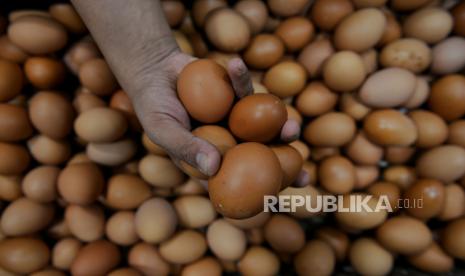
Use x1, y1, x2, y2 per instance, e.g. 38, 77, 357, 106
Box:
131, 51, 301, 177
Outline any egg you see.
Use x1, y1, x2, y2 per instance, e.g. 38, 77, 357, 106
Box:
177, 59, 234, 123
275, 17, 314, 52
280, 185, 321, 218
207, 219, 246, 261
52, 238, 82, 270
22, 165, 59, 203
349, 238, 393, 276
409, 110, 448, 148
243, 34, 284, 69
209, 143, 282, 219
367, 181, 401, 210
289, 140, 310, 161
234, 0, 268, 34
173, 195, 216, 228
108, 268, 142, 276
49, 3, 86, 33
238, 246, 280, 276
315, 227, 350, 262
128, 243, 170, 275
0, 142, 30, 175
0, 36, 28, 63
7, 15, 67, 54
0, 59, 23, 102
86, 139, 136, 166
79, 58, 117, 96
267, 0, 309, 17
65, 39, 101, 74
109, 89, 140, 130
294, 240, 335, 276
229, 94, 286, 142
363, 109, 418, 146
416, 145, 465, 182
139, 154, 184, 187
271, 145, 303, 189
352, 0, 387, 7
403, 8, 453, 44
384, 146, 415, 164
304, 112, 356, 146
57, 163, 104, 205
361, 48, 378, 74
226, 211, 270, 229
391, 0, 432, 11
408, 242, 454, 274
28, 135, 71, 165
264, 214, 305, 253
0, 175, 22, 201
339, 93, 371, 121
442, 218, 465, 260
452, 1, 465, 36
161, 1, 186, 27
159, 230, 207, 264
310, 0, 354, 31
345, 131, 383, 165
0, 238, 49, 274
135, 198, 177, 244
429, 74, 465, 121
297, 38, 335, 78
335, 194, 387, 230
319, 156, 355, 194
376, 216, 432, 254
74, 107, 128, 142
105, 174, 151, 210
0, 104, 32, 142
65, 204, 105, 242
106, 211, 139, 246
380, 38, 431, 73
379, 11, 402, 46
182, 257, 222, 276
24, 57, 65, 89
296, 82, 338, 117
323, 51, 366, 92
334, 8, 386, 52
404, 76, 430, 108
29, 91, 74, 139
383, 165, 417, 190
404, 179, 444, 220
354, 165, 379, 189
205, 8, 250, 52
359, 68, 416, 108
72, 89, 107, 113
192, 0, 227, 27
432, 37, 465, 74
263, 61, 307, 98
71, 240, 121, 276
448, 120, 465, 147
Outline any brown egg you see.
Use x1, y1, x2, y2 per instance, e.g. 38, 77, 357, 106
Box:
207, 51, 239, 69
350, 238, 393, 276
367, 181, 401, 211
429, 75, 465, 121
319, 156, 355, 194
1, 197, 54, 236
174, 195, 216, 228
246, 228, 265, 246
0, 36, 28, 63
376, 216, 432, 254
359, 68, 416, 108
280, 185, 321, 218
391, 0, 432, 11
7, 15, 67, 54
128, 243, 170, 276
205, 8, 250, 52
192, 0, 227, 27
0, 59, 23, 102
360, 49, 378, 74
334, 8, 386, 52
52, 238, 82, 270
189, 32, 209, 58
408, 242, 454, 274
207, 219, 246, 261
380, 38, 431, 73
71, 240, 121, 276
108, 268, 142, 276
106, 211, 139, 246
290, 140, 310, 161
404, 77, 430, 109
0, 238, 49, 274
296, 82, 338, 117
0, 175, 22, 202
86, 139, 136, 166
409, 110, 448, 147
297, 38, 335, 78
448, 120, 465, 147
74, 107, 127, 143
354, 165, 379, 189
135, 198, 177, 244
345, 131, 383, 165
160, 230, 207, 264
275, 17, 314, 52
315, 227, 350, 262
442, 218, 465, 260
161, 1, 185, 27
416, 145, 465, 183
139, 154, 184, 187
27, 135, 71, 165
323, 51, 366, 92
363, 109, 418, 146
264, 214, 305, 253
22, 166, 58, 203
177, 59, 234, 123
271, 145, 303, 189
226, 211, 270, 229
431, 37, 465, 75
29, 91, 74, 139
404, 179, 444, 220
403, 8, 453, 44
234, 0, 268, 34
72, 89, 107, 113
243, 34, 284, 69
263, 61, 306, 98
311, 0, 354, 31
336, 194, 388, 230
58, 163, 104, 205
238, 246, 280, 276
294, 240, 335, 276
268, 0, 309, 17
65, 204, 105, 242
49, 3, 85, 33
229, 94, 286, 142
383, 165, 417, 190
379, 11, 402, 46
182, 257, 222, 276
105, 174, 151, 210
385, 146, 415, 164
304, 112, 356, 146
24, 57, 65, 89
339, 93, 371, 121
286, 104, 302, 125
110, 89, 140, 130
452, 1, 465, 36
209, 143, 282, 219
79, 58, 117, 96
65, 39, 100, 74
0, 104, 32, 142
0, 142, 30, 175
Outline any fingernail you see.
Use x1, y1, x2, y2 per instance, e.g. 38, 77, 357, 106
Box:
196, 152, 212, 176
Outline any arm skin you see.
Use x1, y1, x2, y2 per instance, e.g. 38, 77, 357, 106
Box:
71, 0, 301, 176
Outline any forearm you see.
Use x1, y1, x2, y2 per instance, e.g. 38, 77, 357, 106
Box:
71, 0, 179, 96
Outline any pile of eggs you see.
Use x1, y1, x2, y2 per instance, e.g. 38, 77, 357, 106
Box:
1, 0, 465, 275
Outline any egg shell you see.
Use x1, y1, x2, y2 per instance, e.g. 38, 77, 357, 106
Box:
0, 175, 22, 201
192, 125, 237, 155
57, 163, 104, 205
208, 143, 282, 219
0, 36, 28, 63
335, 194, 387, 230
173, 195, 216, 228
65, 39, 101, 74
408, 242, 454, 274
192, 0, 227, 27
72, 90, 107, 113
448, 120, 465, 147
384, 146, 415, 164
108, 268, 142, 276
0, 59, 23, 102
0, 142, 30, 175
360, 48, 378, 74
345, 131, 383, 165
86, 138, 136, 166
297, 38, 335, 78
311, 0, 354, 31
404, 76, 430, 108
79, 58, 117, 96
21, 165, 58, 203
207, 219, 246, 261
416, 145, 465, 183
380, 38, 431, 73
52, 238, 82, 270
139, 154, 184, 188
49, 3, 86, 33
275, 17, 314, 52
323, 51, 366, 92
105, 174, 151, 210
238, 246, 280, 276
271, 145, 303, 189
7, 15, 67, 54
359, 68, 416, 108
279, 185, 321, 218
0, 238, 49, 274
319, 156, 355, 194
128, 243, 170, 275
234, 0, 268, 34
334, 8, 386, 52
0, 104, 32, 142
442, 218, 465, 260
106, 211, 139, 246
74, 107, 127, 143
243, 34, 284, 69
429, 74, 465, 121
205, 8, 250, 52
268, 0, 309, 17
432, 37, 465, 74
409, 110, 448, 148
135, 198, 178, 244
264, 214, 305, 253
304, 112, 356, 147
71, 240, 121, 276
159, 230, 207, 264
65, 204, 105, 242
27, 135, 71, 165
296, 82, 338, 117
24, 57, 65, 89
349, 238, 393, 276
109, 89, 140, 130
289, 140, 310, 161
367, 181, 401, 210
294, 240, 335, 276
177, 59, 234, 123
182, 257, 222, 276
339, 93, 371, 121
403, 8, 453, 44
379, 11, 402, 46
315, 227, 350, 262
263, 61, 307, 98
404, 179, 444, 220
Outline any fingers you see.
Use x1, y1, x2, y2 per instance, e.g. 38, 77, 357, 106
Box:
280, 119, 301, 143
227, 58, 253, 98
